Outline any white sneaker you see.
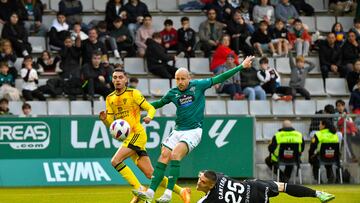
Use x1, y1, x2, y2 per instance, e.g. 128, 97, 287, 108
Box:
114, 50, 120, 59
272, 93, 281, 100
156, 193, 172, 203
177, 52, 185, 58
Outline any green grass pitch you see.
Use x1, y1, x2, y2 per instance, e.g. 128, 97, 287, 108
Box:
0, 185, 359, 203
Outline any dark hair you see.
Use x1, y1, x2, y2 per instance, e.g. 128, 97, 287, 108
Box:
164, 19, 173, 26
293, 18, 302, 24
56, 11, 65, 16
320, 119, 337, 134
97, 21, 107, 29
331, 22, 343, 33
259, 20, 268, 26
203, 170, 217, 183
335, 99, 345, 106
143, 14, 152, 19
113, 68, 127, 76
354, 18, 360, 24
324, 104, 335, 114
113, 17, 123, 23
259, 57, 269, 64
220, 34, 231, 44
181, 16, 189, 23
23, 55, 33, 61
152, 32, 162, 39
92, 50, 102, 57
41, 50, 51, 58
348, 30, 356, 36
275, 19, 285, 24
88, 27, 98, 34
207, 8, 216, 15
129, 77, 139, 83
22, 103, 31, 110
0, 98, 9, 104
0, 61, 8, 68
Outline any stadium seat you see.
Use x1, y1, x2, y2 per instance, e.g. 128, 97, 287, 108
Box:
137, 78, 150, 96
275, 57, 290, 74
325, 78, 350, 96
93, 0, 106, 11
204, 86, 219, 97
152, 16, 166, 32
82, 15, 104, 24
299, 16, 316, 32
142, 0, 158, 11
249, 100, 271, 116
305, 0, 326, 12
189, 58, 211, 75
149, 79, 170, 96
189, 16, 207, 32
15, 79, 23, 90
38, 79, 47, 86
48, 101, 70, 115
8, 101, 23, 115
50, 0, 60, 11
292, 121, 312, 140
304, 78, 326, 96
29, 37, 46, 53
124, 58, 146, 75
316, 16, 336, 32
305, 57, 321, 74
93, 100, 105, 115
161, 102, 176, 117
170, 16, 182, 29
27, 101, 47, 115
227, 100, 249, 115
70, 101, 92, 115
316, 99, 336, 111
255, 122, 263, 140
272, 101, 294, 115
262, 122, 282, 140
108, 57, 123, 65
175, 58, 189, 70
336, 16, 354, 31
157, 0, 178, 11
42, 0, 50, 11
294, 100, 316, 115
42, 15, 54, 29
14, 58, 23, 71
205, 100, 226, 115
81, 0, 94, 11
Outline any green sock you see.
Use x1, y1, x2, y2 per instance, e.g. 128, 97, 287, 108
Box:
149, 162, 167, 191
167, 160, 180, 191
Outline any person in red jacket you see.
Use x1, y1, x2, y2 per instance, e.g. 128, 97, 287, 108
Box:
288, 18, 312, 56
160, 19, 178, 51
210, 34, 239, 72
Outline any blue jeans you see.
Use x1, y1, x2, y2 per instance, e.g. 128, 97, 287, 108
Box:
243, 85, 266, 100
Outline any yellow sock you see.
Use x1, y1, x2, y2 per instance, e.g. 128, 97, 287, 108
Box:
115, 162, 141, 189
160, 177, 182, 195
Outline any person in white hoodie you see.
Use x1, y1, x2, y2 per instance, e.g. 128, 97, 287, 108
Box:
20, 55, 45, 101
49, 12, 70, 50
70, 22, 88, 42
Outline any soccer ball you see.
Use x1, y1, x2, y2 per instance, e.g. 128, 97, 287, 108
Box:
109, 119, 131, 141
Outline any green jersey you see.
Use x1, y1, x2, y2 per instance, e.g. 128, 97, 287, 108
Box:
152, 78, 212, 130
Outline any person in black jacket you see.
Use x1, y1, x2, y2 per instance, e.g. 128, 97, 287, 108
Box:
105, 0, 127, 31
59, 0, 83, 28
341, 31, 360, 76
17, 0, 47, 36
1, 12, 32, 57
251, 20, 276, 57
124, 0, 149, 40
204, 0, 233, 23
177, 17, 196, 58
0, 0, 18, 28
270, 19, 289, 56
240, 66, 266, 100
290, 0, 314, 16
225, 10, 254, 56
60, 36, 81, 79
78, 28, 108, 65
49, 12, 70, 50
347, 59, 360, 92
145, 32, 178, 79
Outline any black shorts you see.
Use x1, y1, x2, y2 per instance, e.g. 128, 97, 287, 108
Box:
248, 180, 279, 203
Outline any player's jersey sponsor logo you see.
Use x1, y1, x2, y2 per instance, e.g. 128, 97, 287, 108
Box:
178, 94, 194, 107
0, 121, 50, 150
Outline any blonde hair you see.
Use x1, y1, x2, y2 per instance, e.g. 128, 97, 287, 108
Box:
295, 56, 305, 63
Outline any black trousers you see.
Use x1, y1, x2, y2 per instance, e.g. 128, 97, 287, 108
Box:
309, 155, 336, 183
292, 1, 314, 16
12, 40, 32, 56
117, 43, 136, 57
265, 155, 293, 182
231, 37, 255, 56
84, 79, 111, 99
262, 80, 293, 95
149, 64, 178, 79
177, 43, 195, 57
200, 41, 217, 57
22, 89, 46, 101
291, 87, 311, 100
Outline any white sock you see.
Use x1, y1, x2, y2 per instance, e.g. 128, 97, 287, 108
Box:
315, 191, 322, 197
146, 188, 155, 198
164, 189, 172, 197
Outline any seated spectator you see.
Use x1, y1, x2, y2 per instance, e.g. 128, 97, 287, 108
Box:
124, 0, 150, 40
236, 0, 255, 33
20, 55, 46, 101
60, 36, 81, 79
59, 0, 84, 28
331, 22, 346, 46
329, 0, 357, 16
309, 104, 336, 136
350, 18, 360, 41
177, 17, 196, 58
288, 19, 311, 56
49, 12, 70, 50
257, 57, 293, 101
1, 12, 32, 57
341, 31, 360, 75
0, 98, 12, 115
318, 33, 343, 83
110, 17, 136, 57
81, 51, 112, 100
160, 19, 178, 52
251, 21, 277, 56
225, 11, 254, 56
347, 59, 360, 92
205, 0, 233, 23
275, 0, 299, 26
0, 0, 18, 32
135, 14, 154, 57
20, 102, 32, 117
289, 52, 315, 100
105, 0, 126, 31
78, 28, 108, 65
270, 19, 289, 56
210, 34, 239, 73
214, 53, 245, 100
70, 22, 88, 42
128, 77, 139, 88
252, 0, 275, 26
240, 64, 266, 100
199, 8, 224, 57
350, 78, 360, 114
290, 0, 314, 16
97, 21, 120, 59
145, 32, 178, 79
0, 39, 18, 79
18, 0, 47, 36
36, 51, 61, 73
0, 62, 20, 101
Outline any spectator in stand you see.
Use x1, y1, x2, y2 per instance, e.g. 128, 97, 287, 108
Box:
199, 8, 224, 57
59, 0, 83, 28
135, 14, 154, 57
240, 64, 266, 100
210, 34, 239, 73
20, 102, 32, 117
257, 57, 293, 101
0, 62, 20, 101
350, 78, 360, 114
251, 20, 277, 56
160, 19, 178, 52
236, 0, 255, 33
349, 18, 360, 41
1, 12, 32, 57
0, 62, 14, 87
20, 55, 46, 101
0, 98, 12, 115
347, 59, 360, 92
0, 39, 18, 79
252, 0, 275, 26
275, 0, 299, 26
0, 0, 18, 33
225, 11, 254, 56
60, 36, 81, 79
97, 21, 121, 59
205, 0, 233, 23
288, 19, 311, 56
318, 32, 343, 84
18, 0, 47, 36
49, 12, 70, 50
145, 32, 178, 79
309, 104, 336, 136
341, 31, 360, 75
270, 19, 289, 56
128, 77, 139, 89
110, 17, 136, 57
70, 22, 88, 42
78, 28, 108, 65
331, 22, 346, 46
329, 0, 357, 16
177, 17, 196, 58
81, 51, 112, 100
290, 0, 314, 16
289, 52, 315, 100
36, 51, 61, 73
124, 0, 149, 40
214, 53, 245, 100
105, 0, 126, 31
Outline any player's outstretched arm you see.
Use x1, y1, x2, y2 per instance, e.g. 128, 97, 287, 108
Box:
140, 100, 156, 124
211, 55, 255, 85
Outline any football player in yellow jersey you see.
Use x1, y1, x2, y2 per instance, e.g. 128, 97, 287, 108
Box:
99, 69, 190, 203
